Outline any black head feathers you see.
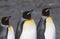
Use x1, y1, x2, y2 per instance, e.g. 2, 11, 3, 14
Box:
42, 8, 50, 16
1, 16, 11, 25
23, 9, 33, 19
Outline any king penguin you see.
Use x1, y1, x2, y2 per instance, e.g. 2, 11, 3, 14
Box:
15, 10, 37, 39
0, 16, 15, 39
37, 8, 56, 39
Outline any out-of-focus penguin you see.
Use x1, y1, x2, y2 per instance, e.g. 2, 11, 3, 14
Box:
37, 8, 56, 39
15, 10, 37, 39
0, 16, 15, 39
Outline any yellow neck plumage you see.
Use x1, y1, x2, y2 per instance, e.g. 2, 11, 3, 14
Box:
8, 25, 12, 30
46, 16, 53, 23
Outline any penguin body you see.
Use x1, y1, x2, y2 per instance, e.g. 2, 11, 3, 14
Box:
7, 25, 15, 39
20, 19, 37, 39
44, 16, 56, 39
15, 9, 37, 39
0, 16, 15, 39
37, 8, 56, 39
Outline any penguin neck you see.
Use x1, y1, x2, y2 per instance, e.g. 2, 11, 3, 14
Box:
47, 16, 51, 18
26, 19, 32, 21
42, 16, 47, 20
0, 24, 8, 28
22, 18, 26, 20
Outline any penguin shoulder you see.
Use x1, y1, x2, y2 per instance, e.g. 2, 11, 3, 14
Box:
46, 16, 53, 23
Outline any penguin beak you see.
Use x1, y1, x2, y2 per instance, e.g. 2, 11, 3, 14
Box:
8, 16, 11, 19
29, 9, 33, 12
27, 9, 33, 15
5, 16, 11, 21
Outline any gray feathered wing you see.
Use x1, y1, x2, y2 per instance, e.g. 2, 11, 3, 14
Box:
0, 25, 8, 39
37, 18, 46, 39
15, 18, 25, 39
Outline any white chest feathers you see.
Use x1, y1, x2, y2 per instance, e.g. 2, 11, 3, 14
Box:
20, 19, 37, 39
44, 17, 56, 39
7, 25, 15, 39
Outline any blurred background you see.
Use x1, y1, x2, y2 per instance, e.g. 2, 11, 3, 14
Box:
0, 0, 60, 39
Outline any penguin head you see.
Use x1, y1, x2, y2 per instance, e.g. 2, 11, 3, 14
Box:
1, 16, 11, 25
42, 8, 50, 16
23, 9, 33, 19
